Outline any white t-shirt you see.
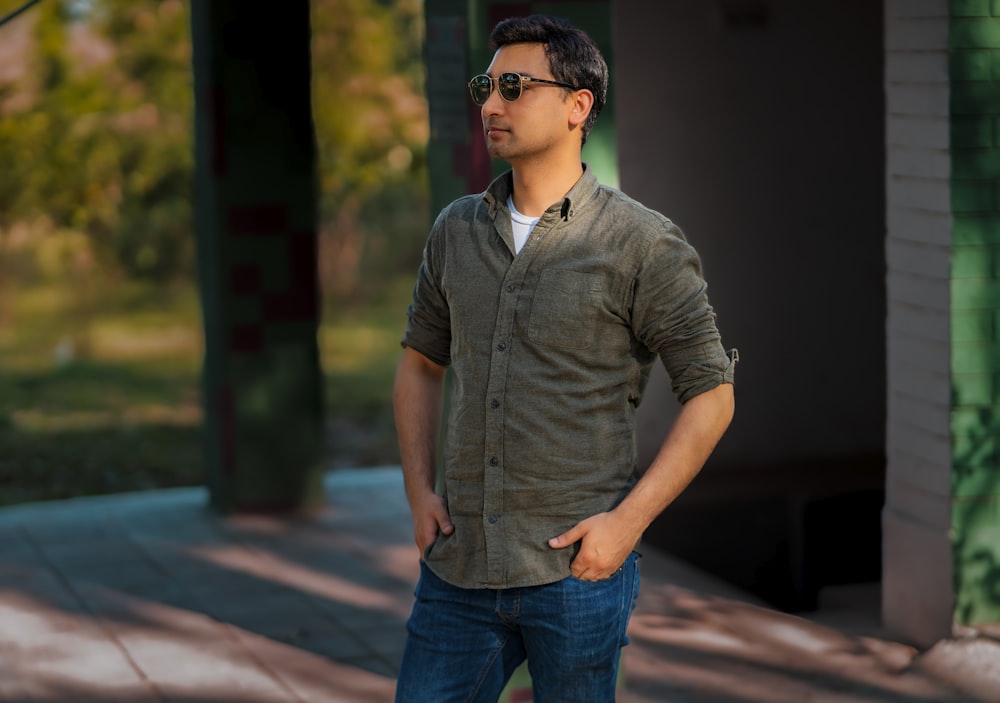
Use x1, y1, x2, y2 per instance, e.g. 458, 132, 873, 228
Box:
508, 195, 540, 254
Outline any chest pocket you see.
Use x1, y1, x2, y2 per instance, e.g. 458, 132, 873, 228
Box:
527, 270, 603, 349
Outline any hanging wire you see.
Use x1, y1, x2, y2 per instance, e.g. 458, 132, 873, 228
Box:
0, 0, 43, 28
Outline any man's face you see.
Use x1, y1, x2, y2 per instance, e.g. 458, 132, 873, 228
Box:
479, 43, 576, 163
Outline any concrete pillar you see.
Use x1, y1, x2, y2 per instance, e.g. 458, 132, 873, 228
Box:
882, 0, 955, 646
190, 0, 325, 513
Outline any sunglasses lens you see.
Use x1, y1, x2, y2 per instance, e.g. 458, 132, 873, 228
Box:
498, 73, 522, 101
469, 75, 492, 105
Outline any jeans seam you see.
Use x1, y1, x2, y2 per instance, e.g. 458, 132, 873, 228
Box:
618, 553, 638, 647
466, 630, 510, 703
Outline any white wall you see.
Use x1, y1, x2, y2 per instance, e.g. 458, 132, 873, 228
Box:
882, 0, 954, 646
612, 0, 887, 609
614, 0, 886, 468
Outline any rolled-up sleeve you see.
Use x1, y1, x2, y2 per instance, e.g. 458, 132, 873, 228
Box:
631, 223, 737, 404
401, 215, 452, 367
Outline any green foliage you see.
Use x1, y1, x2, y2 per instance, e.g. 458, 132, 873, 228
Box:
0, 1, 428, 503
312, 0, 426, 200
0, 0, 194, 280
0, 279, 204, 506
0, 277, 407, 506
0, 0, 430, 290
311, 0, 430, 300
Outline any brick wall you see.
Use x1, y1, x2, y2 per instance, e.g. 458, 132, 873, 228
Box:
883, 0, 955, 645
949, 0, 1000, 628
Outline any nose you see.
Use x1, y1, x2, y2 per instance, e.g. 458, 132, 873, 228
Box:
481, 84, 504, 116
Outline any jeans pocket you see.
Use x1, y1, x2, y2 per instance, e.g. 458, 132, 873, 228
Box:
619, 552, 641, 647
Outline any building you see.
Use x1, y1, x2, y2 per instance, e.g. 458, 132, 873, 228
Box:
186, 0, 999, 649
423, 0, 1000, 647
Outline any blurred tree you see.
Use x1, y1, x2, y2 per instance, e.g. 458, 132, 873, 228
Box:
0, 0, 193, 281
0, 0, 429, 294
311, 0, 429, 302
88, 0, 194, 280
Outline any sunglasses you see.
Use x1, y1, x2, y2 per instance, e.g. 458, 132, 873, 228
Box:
467, 72, 581, 105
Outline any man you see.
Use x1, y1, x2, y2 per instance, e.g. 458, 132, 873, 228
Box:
393, 14, 736, 703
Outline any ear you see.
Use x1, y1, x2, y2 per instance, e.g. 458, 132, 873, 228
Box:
567, 88, 595, 131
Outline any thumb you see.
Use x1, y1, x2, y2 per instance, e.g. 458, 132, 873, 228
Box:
436, 507, 454, 535
548, 523, 585, 549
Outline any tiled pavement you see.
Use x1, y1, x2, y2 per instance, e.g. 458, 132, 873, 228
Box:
0, 467, 997, 702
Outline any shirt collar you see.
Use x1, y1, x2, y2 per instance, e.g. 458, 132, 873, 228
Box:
482, 164, 599, 223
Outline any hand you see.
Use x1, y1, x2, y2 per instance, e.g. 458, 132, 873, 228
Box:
548, 511, 639, 581
411, 492, 454, 556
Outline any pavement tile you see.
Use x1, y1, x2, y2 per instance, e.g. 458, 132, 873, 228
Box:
916, 638, 1000, 702
278, 626, 373, 661
167, 565, 294, 600
0, 661, 43, 703
200, 589, 334, 642
0, 604, 154, 700
116, 630, 293, 701
134, 542, 256, 582
0, 590, 92, 636
347, 623, 406, 670
228, 626, 396, 703
31, 536, 143, 569
0, 670, 157, 703
91, 602, 307, 701
321, 600, 406, 631
339, 654, 398, 680
625, 577, 973, 703
0, 531, 43, 565
50, 558, 170, 593
0, 562, 83, 606
124, 520, 230, 545
18, 516, 121, 546
71, 581, 203, 629
1, 467, 998, 703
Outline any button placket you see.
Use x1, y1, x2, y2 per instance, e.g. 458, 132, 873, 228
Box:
481, 253, 534, 583
480, 216, 559, 585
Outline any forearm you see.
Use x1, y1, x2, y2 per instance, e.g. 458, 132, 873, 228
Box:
548, 382, 734, 579
392, 347, 447, 505
616, 382, 734, 533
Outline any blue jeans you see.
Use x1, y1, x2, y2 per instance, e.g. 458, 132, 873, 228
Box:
394, 552, 641, 703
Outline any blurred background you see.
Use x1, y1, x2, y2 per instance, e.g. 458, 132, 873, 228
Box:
0, 0, 427, 506
2, 0, 997, 655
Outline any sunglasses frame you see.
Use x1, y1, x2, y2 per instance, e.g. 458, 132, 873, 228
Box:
467, 72, 581, 105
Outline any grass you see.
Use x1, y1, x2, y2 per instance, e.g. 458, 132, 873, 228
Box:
320, 278, 412, 468
0, 277, 411, 507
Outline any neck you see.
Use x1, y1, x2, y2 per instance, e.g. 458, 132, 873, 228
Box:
509, 152, 584, 217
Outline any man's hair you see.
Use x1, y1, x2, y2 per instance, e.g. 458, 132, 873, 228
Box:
489, 15, 608, 145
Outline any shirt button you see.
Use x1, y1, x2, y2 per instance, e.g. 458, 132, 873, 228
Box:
489, 456, 498, 466
488, 516, 498, 524
497, 342, 506, 351
506, 284, 515, 293
490, 399, 500, 409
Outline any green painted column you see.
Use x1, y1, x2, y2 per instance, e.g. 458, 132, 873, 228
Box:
190, 1, 325, 513
949, 0, 1000, 627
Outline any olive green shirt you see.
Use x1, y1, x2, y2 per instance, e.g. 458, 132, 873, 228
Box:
402, 167, 736, 589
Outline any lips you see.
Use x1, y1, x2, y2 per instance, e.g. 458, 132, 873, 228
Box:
485, 122, 509, 137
